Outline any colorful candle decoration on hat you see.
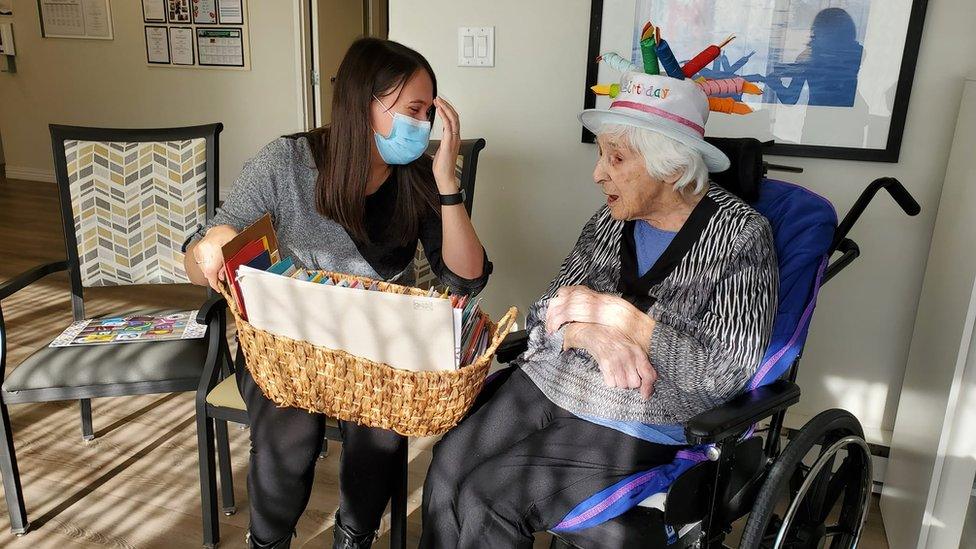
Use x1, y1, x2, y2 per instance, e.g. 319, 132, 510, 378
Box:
654, 27, 685, 80
698, 77, 763, 97
598, 52, 641, 73
681, 34, 736, 78
639, 21, 660, 75
708, 96, 753, 115
590, 83, 621, 98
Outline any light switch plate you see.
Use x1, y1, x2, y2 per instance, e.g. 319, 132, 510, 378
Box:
458, 26, 494, 67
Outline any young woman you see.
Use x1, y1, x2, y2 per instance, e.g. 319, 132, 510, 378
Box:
185, 38, 491, 549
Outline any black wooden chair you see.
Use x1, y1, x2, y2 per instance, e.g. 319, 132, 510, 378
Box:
0, 123, 226, 536
196, 138, 487, 548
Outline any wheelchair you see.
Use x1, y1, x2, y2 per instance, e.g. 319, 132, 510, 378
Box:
493, 137, 920, 549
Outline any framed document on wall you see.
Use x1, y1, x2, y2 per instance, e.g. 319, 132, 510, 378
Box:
169, 26, 194, 65
583, 0, 930, 162
142, 0, 165, 23
216, 0, 242, 24
145, 25, 170, 64
196, 27, 243, 67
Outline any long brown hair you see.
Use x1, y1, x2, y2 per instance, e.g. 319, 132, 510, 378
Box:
303, 38, 440, 244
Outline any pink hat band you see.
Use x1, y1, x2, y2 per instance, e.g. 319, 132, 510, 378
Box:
608, 99, 705, 137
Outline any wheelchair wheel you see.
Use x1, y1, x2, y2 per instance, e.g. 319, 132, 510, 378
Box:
739, 409, 872, 549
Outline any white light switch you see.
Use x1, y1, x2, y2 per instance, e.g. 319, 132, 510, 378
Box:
458, 26, 494, 67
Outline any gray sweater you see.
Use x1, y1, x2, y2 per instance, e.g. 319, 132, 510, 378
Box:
195, 136, 490, 294
517, 185, 778, 425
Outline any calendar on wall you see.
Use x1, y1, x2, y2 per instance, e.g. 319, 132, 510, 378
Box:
142, 0, 250, 70
39, 0, 113, 40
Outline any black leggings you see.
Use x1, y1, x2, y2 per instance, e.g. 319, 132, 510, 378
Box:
420, 367, 680, 549
236, 350, 406, 545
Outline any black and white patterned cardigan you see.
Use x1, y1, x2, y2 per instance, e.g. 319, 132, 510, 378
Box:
517, 185, 779, 425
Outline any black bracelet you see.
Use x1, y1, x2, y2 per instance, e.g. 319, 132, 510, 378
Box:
439, 191, 464, 206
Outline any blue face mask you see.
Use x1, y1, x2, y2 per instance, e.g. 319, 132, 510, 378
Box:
373, 95, 432, 165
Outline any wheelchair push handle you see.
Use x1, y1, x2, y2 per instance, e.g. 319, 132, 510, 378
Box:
831, 177, 920, 254
875, 177, 921, 216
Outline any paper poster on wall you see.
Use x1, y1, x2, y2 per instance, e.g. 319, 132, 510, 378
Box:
142, 0, 165, 22
145, 25, 170, 64
0, 23, 13, 54
81, 0, 110, 37
40, 0, 85, 36
197, 27, 243, 67
39, 0, 112, 39
169, 26, 194, 65
216, 0, 242, 24
191, 0, 216, 24
168, 0, 190, 23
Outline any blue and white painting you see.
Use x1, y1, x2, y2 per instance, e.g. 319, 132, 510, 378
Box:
632, 0, 871, 108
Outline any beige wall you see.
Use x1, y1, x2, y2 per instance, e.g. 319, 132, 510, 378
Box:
0, 0, 305, 191
390, 0, 976, 438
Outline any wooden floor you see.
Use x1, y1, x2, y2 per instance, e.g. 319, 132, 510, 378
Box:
0, 177, 889, 548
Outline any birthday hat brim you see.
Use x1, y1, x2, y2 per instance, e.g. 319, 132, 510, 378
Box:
580, 108, 731, 173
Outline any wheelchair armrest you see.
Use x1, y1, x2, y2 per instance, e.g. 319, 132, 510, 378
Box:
495, 330, 528, 363
196, 292, 226, 325
685, 380, 800, 444
0, 260, 69, 301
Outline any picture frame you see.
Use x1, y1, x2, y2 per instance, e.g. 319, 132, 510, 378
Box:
583, 0, 930, 162
168, 0, 191, 24
142, 0, 166, 23
196, 27, 244, 68
216, 0, 243, 24
144, 25, 170, 64
169, 26, 195, 65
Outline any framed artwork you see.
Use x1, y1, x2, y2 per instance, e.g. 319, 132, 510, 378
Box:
583, 0, 930, 162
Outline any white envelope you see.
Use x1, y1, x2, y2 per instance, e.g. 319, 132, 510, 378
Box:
237, 266, 457, 372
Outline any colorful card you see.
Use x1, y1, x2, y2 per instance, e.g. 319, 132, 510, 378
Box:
50, 311, 207, 347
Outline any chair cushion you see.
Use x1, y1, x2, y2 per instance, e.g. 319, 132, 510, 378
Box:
205, 375, 343, 437
3, 337, 208, 395
206, 374, 245, 410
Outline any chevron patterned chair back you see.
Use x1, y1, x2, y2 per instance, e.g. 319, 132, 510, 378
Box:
63, 138, 208, 286
49, 124, 222, 318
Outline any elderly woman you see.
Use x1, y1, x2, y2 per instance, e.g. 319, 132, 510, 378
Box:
419, 73, 778, 548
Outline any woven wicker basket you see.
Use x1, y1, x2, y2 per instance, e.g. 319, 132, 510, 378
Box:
221, 270, 518, 437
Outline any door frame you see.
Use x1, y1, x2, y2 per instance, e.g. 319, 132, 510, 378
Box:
297, 0, 388, 129
294, 0, 315, 130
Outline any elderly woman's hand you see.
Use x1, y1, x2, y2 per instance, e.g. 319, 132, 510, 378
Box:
563, 323, 657, 400
546, 286, 655, 352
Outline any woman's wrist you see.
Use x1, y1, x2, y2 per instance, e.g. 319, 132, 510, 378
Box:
434, 172, 460, 193
631, 312, 655, 354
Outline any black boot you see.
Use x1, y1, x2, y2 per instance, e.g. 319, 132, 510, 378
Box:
246, 530, 293, 549
332, 513, 375, 549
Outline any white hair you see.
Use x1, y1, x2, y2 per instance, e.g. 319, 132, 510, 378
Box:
599, 124, 709, 195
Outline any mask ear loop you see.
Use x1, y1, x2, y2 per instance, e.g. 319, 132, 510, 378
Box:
373, 95, 396, 120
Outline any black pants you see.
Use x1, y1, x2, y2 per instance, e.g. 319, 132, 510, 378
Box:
420, 367, 680, 548
236, 350, 406, 546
